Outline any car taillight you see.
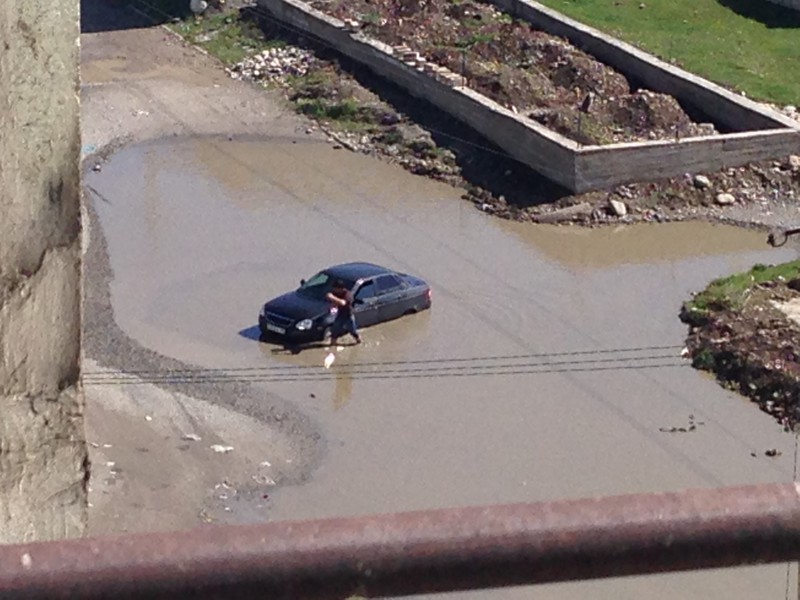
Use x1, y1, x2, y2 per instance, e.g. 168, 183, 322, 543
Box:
426, 288, 432, 301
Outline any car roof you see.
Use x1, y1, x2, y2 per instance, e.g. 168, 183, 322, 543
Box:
324, 262, 394, 280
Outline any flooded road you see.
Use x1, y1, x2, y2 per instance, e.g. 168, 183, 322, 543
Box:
86, 136, 799, 600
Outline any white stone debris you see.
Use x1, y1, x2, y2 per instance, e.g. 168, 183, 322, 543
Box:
609, 199, 627, 217
210, 444, 234, 454
715, 192, 736, 205
227, 46, 316, 86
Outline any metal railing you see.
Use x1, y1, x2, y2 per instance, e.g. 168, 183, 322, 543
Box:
2, 483, 800, 599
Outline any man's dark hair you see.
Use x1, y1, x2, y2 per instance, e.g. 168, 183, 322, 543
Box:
333, 279, 346, 288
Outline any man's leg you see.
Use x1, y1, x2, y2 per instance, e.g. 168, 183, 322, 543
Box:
348, 316, 362, 343
329, 318, 340, 346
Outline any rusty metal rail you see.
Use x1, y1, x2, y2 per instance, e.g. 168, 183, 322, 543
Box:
3, 483, 800, 599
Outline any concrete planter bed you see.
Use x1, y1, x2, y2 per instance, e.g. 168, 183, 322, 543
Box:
257, 0, 799, 193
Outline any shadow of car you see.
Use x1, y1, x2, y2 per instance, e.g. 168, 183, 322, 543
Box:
258, 262, 431, 343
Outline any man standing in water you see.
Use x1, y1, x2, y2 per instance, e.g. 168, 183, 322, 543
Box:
326, 280, 362, 345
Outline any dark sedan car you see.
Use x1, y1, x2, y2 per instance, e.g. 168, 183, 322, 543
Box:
258, 262, 432, 342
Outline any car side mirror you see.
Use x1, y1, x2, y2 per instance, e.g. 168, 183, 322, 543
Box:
300, 279, 306, 286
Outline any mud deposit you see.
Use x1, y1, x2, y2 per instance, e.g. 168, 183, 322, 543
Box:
85, 135, 800, 600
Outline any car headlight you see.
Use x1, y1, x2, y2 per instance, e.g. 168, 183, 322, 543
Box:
295, 318, 313, 331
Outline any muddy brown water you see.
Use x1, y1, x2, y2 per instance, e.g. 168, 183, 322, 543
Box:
86, 136, 799, 600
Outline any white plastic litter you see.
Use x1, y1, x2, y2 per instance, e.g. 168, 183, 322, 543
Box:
210, 445, 234, 454
324, 353, 336, 369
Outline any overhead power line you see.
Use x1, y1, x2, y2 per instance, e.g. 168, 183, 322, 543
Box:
82, 346, 687, 385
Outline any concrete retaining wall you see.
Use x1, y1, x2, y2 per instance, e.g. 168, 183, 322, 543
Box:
0, 0, 87, 542
258, 0, 800, 193
489, 0, 799, 132
577, 130, 800, 191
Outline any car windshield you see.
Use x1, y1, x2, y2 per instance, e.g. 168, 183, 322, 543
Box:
297, 271, 354, 300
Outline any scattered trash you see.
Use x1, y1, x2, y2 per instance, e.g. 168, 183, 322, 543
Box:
182, 433, 202, 442
210, 444, 234, 454
658, 414, 704, 433
103, 444, 113, 449
89, 442, 99, 448
144, 415, 153, 422
260, 460, 272, 467
765, 448, 782, 457
106, 461, 116, 468
252, 475, 276, 486
324, 353, 336, 369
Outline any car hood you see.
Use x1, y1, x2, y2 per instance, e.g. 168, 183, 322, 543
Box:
262, 291, 330, 321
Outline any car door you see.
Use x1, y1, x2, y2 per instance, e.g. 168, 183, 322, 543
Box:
375, 274, 408, 322
352, 279, 380, 327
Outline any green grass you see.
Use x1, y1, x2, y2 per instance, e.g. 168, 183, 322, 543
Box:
686, 260, 800, 314
172, 11, 284, 65
298, 98, 359, 120
294, 98, 377, 131
533, 0, 800, 105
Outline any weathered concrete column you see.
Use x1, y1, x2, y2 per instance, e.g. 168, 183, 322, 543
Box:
0, 0, 88, 541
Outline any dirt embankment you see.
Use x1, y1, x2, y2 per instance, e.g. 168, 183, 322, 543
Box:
680, 269, 800, 430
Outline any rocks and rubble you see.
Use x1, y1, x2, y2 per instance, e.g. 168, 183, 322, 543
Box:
227, 46, 316, 86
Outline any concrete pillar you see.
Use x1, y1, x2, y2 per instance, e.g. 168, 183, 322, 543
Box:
0, 0, 88, 541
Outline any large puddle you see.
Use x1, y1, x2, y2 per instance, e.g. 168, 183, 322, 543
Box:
86, 137, 799, 600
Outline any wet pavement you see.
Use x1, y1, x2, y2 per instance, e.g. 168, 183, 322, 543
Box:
85, 135, 799, 600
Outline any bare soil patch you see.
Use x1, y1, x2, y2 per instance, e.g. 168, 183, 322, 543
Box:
311, 0, 718, 145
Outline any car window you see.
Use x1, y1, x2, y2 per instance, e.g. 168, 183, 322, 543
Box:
355, 280, 377, 301
375, 274, 403, 294
297, 271, 331, 300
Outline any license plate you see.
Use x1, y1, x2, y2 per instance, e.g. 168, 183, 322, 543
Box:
266, 324, 286, 335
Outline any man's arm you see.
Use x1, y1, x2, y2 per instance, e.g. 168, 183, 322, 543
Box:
326, 292, 347, 306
